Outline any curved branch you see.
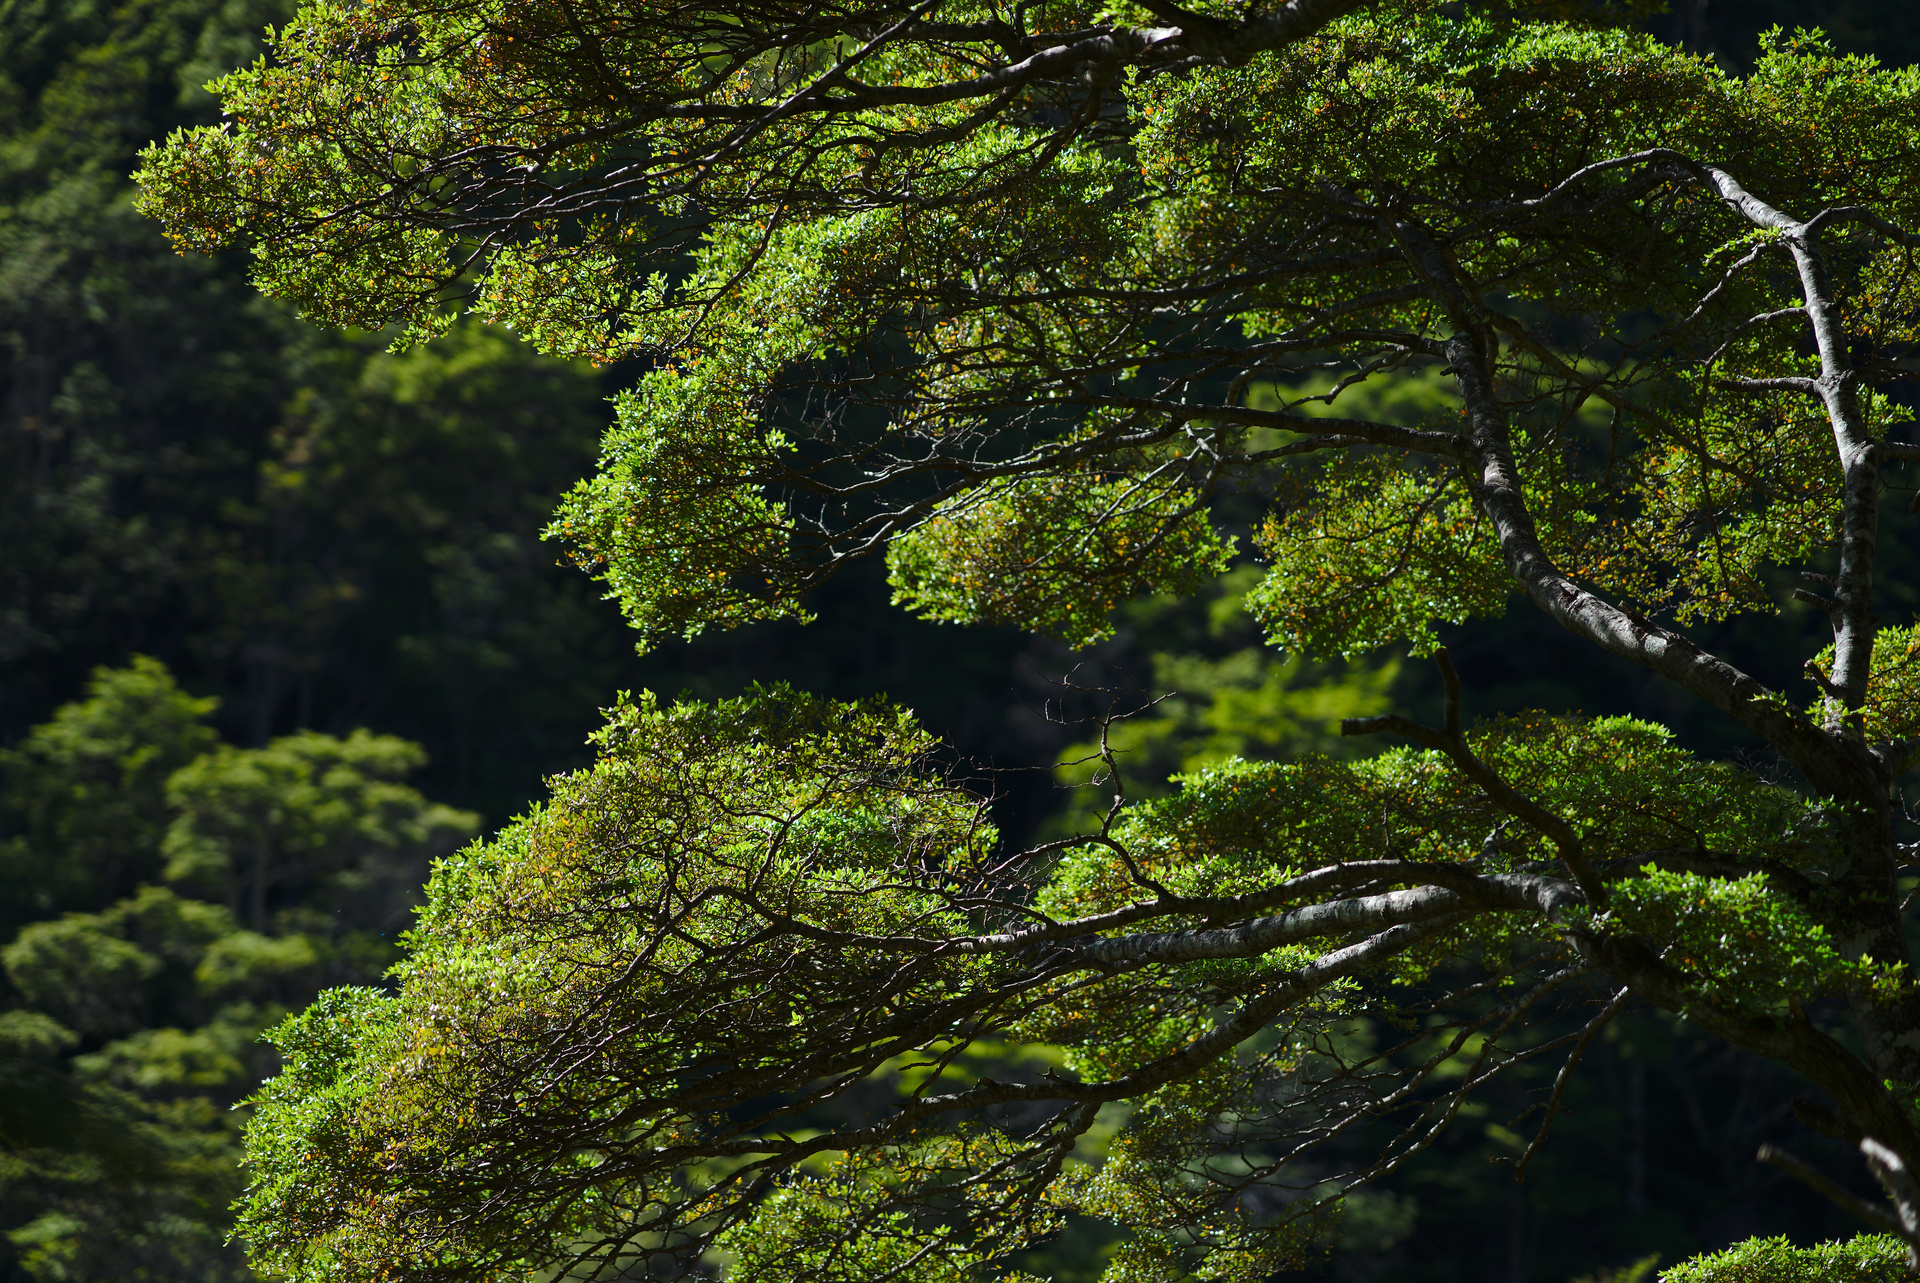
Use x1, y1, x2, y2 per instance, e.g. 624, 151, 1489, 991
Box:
1585, 931, 1920, 1159
1757, 1143, 1908, 1237
1438, 325, 1864, 796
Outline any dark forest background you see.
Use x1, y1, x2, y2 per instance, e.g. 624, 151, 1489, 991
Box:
3, 1, 1918, 1280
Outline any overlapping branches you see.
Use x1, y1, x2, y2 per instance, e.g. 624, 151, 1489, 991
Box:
139, 9, 1920, 1279
230, 674, 1908, 1282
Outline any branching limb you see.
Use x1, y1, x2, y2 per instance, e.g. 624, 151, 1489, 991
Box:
1801, 206, 1920, 247
894, 915, 1480, 1119
1342, 650, 1606, 905
1514, 985, 1631, 1177
1439, 321, 1863, 796
1701, 165, 1883, 711
944, 859, 1530, 954
1586, 931, 1920, 1159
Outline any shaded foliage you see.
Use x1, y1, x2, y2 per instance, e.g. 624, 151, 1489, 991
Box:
0, 660, 474, 1282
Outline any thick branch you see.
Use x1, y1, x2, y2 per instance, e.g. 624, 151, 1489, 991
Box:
1439, 327, 1863, 796
1056, 874, 1579, 968
1586, 932, 1920, 1159
1704, 165, 1882, 712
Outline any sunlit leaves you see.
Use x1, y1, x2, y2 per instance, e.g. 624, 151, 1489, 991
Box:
1599, 392, 1847, 623
1812, 623, 1920, 748
1661, 1232, 1911, 1283
1602, 868, 1879, 1017
713, 1137, 1064, 1283
888, 473, 1234, 648
548, 356, 808, 647
1250, 457, 1508, 659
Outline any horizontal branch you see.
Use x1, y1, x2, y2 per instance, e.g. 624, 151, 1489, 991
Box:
1481, 148, 1690, 214
1433, 323, 1866, 796
1717, 375, 1824, 396
1054, 874, 1581, 968
742, 859, 1550, 958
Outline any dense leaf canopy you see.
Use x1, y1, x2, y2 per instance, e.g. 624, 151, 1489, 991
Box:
135, 1, 1920, 1280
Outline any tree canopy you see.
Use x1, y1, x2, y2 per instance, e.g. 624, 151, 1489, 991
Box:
135, 1, 1920, 1281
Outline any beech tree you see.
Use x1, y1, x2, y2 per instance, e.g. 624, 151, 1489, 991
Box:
135, 1, 1920, 1280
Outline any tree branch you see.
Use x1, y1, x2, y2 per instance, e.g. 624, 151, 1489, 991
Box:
1344, 651, 1606, 905
1515, 985, 1631, 1177
1701, 165, 1883, 711
1056, 874, 1580, 968
1757, 1144, 1907, 1236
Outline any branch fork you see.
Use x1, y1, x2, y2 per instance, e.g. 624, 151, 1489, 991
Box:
1342, 650, 1606, 906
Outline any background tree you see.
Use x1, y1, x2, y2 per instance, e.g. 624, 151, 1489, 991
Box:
0, 0, 618, 815
0, 0, 1042, 827
133, 1, 1920, 1281
0, 659, 475, 1281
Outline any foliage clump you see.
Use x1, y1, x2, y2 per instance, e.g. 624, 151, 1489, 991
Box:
0, 660, 474, 1279
1660, 1233, 1910, 1283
